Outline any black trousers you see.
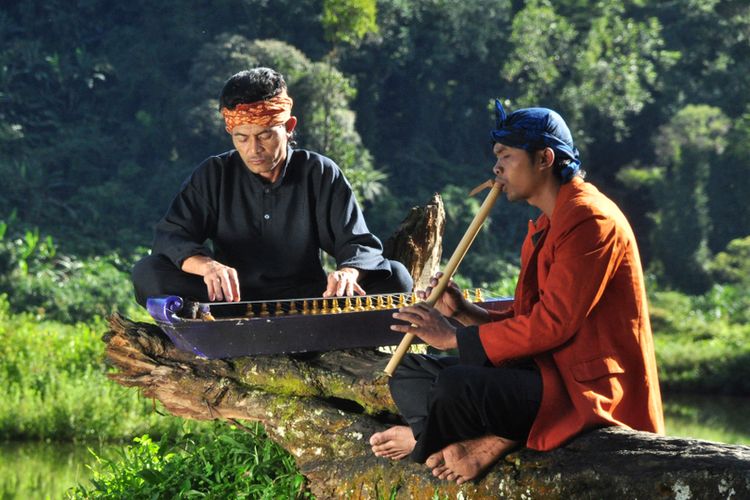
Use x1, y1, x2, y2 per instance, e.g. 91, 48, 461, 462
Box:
389, 354, 542, 463
131, 254, 414, 307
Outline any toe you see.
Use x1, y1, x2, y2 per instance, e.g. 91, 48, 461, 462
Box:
425, 452, 443, 468
432, 465, 448, 478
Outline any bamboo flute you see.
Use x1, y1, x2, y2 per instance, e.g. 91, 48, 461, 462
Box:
384, 179, 503, 376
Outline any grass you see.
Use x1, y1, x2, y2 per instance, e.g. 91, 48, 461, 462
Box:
1, 258, 748, 497
0, 295, 194, 442
0, 294, 309, 498
649, 286, 750, 396
68, 423, 309, 499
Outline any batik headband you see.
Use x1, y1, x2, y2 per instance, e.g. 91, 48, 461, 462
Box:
220, 90, 294, 132
490, 99, 582, 183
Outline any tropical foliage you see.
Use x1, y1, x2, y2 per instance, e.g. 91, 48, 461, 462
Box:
1, 0, 750, 497
2, 0, 749, 291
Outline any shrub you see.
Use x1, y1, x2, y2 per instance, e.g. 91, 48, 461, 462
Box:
0, 296, 189, 441
709, 235, 750, 286
649, 283, 750, 395
0, 224, 139, 323
69, 423, 310, 499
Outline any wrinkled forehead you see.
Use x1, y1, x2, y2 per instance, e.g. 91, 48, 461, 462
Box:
230, 122, 283, 137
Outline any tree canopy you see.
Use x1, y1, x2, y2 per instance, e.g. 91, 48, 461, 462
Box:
1, 0, 749, 292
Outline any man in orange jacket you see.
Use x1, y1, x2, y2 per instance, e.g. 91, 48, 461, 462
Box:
369, 101, 664, 484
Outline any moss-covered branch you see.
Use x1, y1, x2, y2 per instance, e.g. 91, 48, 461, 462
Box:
104, 315, 750, 499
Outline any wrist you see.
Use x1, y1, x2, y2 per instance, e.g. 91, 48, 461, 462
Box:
453, 302, 489, 326
182, 255, 216, 276
450, 299, 471, 320
338, 267, 360, 281
452, 308, 470, 323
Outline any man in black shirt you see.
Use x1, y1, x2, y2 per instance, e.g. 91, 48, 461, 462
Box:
132, 67, 412, 307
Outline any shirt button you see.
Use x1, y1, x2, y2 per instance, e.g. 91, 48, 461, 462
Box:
264, 214, 270, 220
264, 188, 270, 194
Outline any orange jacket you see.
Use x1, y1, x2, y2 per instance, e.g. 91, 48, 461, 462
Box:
479, 178, 664, 450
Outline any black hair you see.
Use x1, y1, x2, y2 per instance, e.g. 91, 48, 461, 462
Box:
219, 67, 287, 110
527, 148, 586, 184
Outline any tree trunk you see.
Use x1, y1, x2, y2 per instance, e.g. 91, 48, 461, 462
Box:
383, 193, 444, 292
104, 315, 750, 499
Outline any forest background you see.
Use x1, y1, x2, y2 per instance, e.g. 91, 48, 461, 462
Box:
1, 0, 749, 497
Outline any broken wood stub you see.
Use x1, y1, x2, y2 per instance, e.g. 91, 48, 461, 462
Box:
383, 193, 444, 292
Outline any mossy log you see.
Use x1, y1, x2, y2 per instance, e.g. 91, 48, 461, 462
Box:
105, 195, 750, 498
104, 316, 750, 499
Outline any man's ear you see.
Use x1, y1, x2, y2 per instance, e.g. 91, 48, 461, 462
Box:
285, 116, 298, 133
539, 148, 555, 168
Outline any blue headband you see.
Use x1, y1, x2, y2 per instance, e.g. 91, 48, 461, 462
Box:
490, 99, 581, 183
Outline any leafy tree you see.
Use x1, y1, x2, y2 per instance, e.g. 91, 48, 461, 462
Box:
649, 0, 750, 115
502, 0, 578, 115
182, 35, 386, 204
649, 104, 730, 293
503, 0, 678, 158
322, 0, 379, 47
340, 0, 514, 206
2, 0, 750, 291
710, 236, 750, 286
708, 107, 750, 252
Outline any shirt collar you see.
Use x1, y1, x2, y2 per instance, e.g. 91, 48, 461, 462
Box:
530, 177, 585, 232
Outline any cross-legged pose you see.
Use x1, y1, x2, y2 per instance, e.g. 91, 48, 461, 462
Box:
370, 100, 664, 484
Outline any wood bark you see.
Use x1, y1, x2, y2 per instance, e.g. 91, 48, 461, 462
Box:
105, 196, 750, 498
383, 193, 444, 292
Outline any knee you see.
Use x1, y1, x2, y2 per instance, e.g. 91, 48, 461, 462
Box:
430, 367, 470, 407
388, 260, 414, 293
387, 354, 421, 391
131, 254, 171, 307
132, 254, 159, 286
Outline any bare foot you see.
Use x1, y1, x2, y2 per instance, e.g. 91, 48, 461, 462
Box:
426, 435, 518, 484
425, 449, 450, 477
369, 426, 416, 460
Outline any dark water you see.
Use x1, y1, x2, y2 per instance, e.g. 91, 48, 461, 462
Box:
1, 394, 748, 498
663, 393, 750, 445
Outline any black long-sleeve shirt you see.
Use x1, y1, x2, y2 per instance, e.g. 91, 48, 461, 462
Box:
152, 147, 390, 298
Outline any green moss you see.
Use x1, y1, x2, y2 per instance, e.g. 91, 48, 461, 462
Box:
234, 359, 321, 398
268, 374, 320, 397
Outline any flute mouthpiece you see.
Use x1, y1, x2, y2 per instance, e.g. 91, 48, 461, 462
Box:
468, 179, 495, 197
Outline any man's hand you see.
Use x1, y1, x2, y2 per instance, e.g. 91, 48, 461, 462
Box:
323, 267, 365, 297
391, 302, 458, 350
182, 255, 241, 302
418, 272, 469, 318
418, 272, 491, 327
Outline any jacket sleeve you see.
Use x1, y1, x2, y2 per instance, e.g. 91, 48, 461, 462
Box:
478, 210, 625, 365
152, 163, 218, 268
314, 161, 390, 274
488, 308, 515, 321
